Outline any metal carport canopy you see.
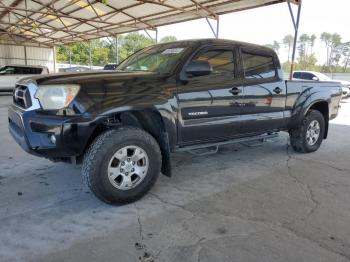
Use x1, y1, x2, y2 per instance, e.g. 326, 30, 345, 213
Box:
0, 0, 300, 47
0, 0, 302, 78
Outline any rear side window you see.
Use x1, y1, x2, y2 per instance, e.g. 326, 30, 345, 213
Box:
242, 51, 276, 79
193, 49, 234, 76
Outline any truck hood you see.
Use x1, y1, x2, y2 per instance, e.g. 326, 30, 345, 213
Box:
21, 70, 161, 86
19, 70, 175, 115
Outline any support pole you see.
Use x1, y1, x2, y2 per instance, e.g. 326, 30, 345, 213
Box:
115, 35, 119, 65
53, 45, 56, 73
69, 45, 72, 68
205, 17, 219, 38
287, 1, 296, 30
144, 29, 158, 43
89, 41, 92, 69
23, 46, 27, 65
289, 0, 302, 80
216, 16, 220, 39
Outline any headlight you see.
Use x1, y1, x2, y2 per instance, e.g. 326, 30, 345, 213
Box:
35, 84, 80, 110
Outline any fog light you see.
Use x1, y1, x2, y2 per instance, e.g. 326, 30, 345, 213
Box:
50, 134, 56, 144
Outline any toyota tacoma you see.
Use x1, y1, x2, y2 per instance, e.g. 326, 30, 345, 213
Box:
8, 39, 342, 204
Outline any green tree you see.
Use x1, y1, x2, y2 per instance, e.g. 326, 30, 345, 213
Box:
273, 41, 280, 54
264, 41, 280, 54
321, 32, 332, 66
298, 54, 318, 71
329, 33, 342, 68
160, 36, 177, 43
56, 40, 110, 66
282, 34, 294, 63
298, 34, 310, 63
117, 32, 155, 62
309, 34, 317, 55
341, 42, 350, 72
56, 33, 178, 66
56, 45, 70, 63
321, 32, 341, 69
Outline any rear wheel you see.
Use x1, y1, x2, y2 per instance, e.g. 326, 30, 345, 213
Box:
82, 127, 161, 204
289, 110, 325, 153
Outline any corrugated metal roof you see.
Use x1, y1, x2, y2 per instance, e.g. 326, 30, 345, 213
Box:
0, 0, 300, 47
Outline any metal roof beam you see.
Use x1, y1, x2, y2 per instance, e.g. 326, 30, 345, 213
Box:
0, 5, 126, 27
0, 30, 52, 47
138, 0, 216, 19
190, 0, 218, 19
0, 0, 302, 46
94, 0, 156, 30
288, 0, 302, 80
0, 0, 23, 20
0, 9, 113, 42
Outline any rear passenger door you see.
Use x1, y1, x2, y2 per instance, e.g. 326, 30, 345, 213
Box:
239, 48, 286, 134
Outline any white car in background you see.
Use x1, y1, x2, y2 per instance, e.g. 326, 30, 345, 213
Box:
293, 71, 350, 99
0, 65, 49, 91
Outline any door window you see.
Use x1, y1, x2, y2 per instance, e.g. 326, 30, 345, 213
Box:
193, 49, 235, 77
301, 72, 314, 80
242, 52, 276, 79
293, 72, 301, 79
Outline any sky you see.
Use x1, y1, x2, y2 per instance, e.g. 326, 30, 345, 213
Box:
154, 0, 349, 65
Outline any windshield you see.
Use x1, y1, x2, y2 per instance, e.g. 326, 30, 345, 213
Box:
0, 66, 15, 75
117, 44, 188, 74
314, 72, 331, 81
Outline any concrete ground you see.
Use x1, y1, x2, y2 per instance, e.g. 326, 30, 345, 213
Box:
1, 94, 350, 262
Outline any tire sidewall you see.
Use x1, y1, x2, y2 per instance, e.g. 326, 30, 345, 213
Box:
302, 111, 325, 152
88, 128, 161, 203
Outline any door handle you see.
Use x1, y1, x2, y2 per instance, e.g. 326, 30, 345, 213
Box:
230, 87, 242, 95
273, 87, 282, 94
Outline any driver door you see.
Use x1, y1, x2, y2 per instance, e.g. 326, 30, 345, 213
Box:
177, 45, 244, 145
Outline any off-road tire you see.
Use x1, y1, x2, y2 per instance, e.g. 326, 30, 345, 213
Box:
289, 110, 325, 153
82, 127, 162, 204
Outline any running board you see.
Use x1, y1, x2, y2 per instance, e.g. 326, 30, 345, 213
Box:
177, 133, 279, 156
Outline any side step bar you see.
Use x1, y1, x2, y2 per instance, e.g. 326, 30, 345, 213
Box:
176, 133, 279, 156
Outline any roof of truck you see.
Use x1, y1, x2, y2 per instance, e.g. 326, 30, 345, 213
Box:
159, 38, 276, 53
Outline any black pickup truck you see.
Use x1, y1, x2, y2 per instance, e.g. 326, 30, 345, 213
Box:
8, 39, 342, 204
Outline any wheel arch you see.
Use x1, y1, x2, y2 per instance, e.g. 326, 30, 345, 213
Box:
305, 100, 329, 139
82, 108, 173, 177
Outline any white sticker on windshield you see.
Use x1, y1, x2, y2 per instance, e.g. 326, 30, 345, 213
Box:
162, 48, 184, 55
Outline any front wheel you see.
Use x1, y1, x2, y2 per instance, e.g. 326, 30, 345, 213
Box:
289, 110, 326, 153
82, 127, 162, 204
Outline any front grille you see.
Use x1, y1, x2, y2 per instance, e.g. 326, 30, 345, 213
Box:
13, 85, 32, 109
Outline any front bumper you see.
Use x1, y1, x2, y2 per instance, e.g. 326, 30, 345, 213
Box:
8, 104, 97, 159
342, 87, 350, 98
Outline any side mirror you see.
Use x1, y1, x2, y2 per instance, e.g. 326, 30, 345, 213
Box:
312, 76, 319, 81
185, 60, 212, 77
